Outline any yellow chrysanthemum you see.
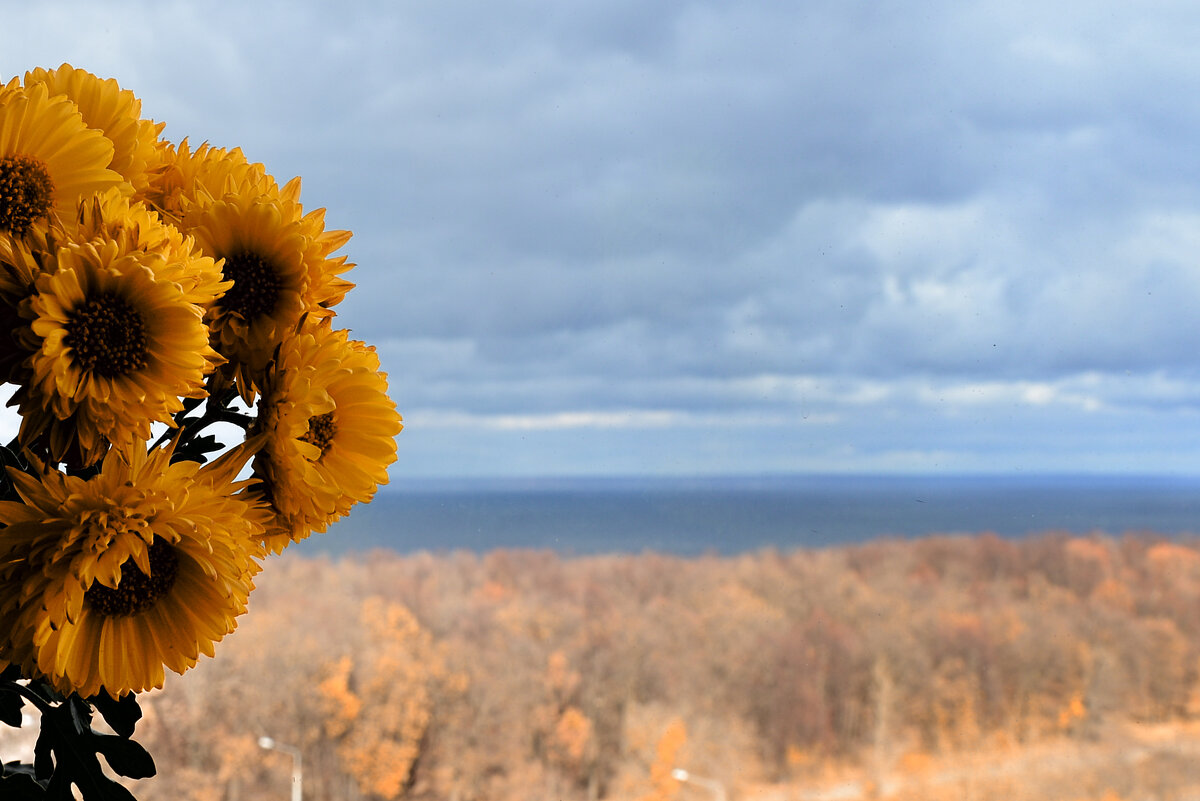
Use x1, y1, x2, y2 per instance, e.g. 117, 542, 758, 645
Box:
0, 228, 51, 384
306, 219, 354, 314
142, 141, 353, 334
252, 323, 401, 552
14, 238, 221, 465
0, 441, 267, 698
24, 64, 163, 194
144, 142, 352, 308
141, 139, 277, 221
186, 191, 312, 398
0, 81, 125, 237
277, 176, 355, 316
69, 187, 229, 306
2, 189, 227, 388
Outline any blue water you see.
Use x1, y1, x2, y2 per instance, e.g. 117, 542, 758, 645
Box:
295, 474, 1200, 557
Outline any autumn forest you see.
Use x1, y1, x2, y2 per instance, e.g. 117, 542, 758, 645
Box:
12, 531, 1200, 801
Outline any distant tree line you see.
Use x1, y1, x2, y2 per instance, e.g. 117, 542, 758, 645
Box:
122, 531, 1200, 800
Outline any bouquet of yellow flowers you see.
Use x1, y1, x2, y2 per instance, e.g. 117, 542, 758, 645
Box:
0, 64, 402, 799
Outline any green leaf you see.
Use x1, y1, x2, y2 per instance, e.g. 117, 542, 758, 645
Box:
88, 694, 142, 739
171, 434, 222, 464
32, 725, 53, 782
67, 696, 92, 734
24, 679, 65, 707
92, 735, 155, 780
34, 697, 141, 801
2, 760, 36, 778
178, 395, 206, 414
0, 445, 23, 502
0, 685, 24, 728
0, 770, 46, 801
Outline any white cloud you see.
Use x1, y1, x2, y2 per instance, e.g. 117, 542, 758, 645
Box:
408, 407, 831, 431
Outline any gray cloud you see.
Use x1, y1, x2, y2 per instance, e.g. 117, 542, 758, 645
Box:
9, 1, 1200, 475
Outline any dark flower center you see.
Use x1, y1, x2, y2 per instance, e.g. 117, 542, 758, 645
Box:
65, 292, 150, 377
0, 155, 54, 235
220, 250, 282, 322
300, 411, 337, 459
84, 538, 180, 617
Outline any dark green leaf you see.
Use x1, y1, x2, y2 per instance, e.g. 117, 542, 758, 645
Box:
2, 760, 37, 779
172, 434, 222, 464
35, 698, 141, 801
32, 726, 53, 782
0, 685, 24, 727
0, 770, 46, 801
87, 690, 141, 743
46, 771, 80, 801
24, 679, 65, 707
67, 696, 92, 735
0, 445, 20, 502
179, 395, 205, 414
88, 693, 141, 739
92, 735, 155, 780
0, 444, 25, 469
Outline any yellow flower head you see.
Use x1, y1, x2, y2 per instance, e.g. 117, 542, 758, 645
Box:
0, 441, 268, 698
14, 237, 221, 465
0, 65, 402, 702
142, 139, 276, 221
253, 323, 402, 552
146, 144, 352, 311
0, 81, 125, 238
277, 176, 356, 317
24, 64, 163, 194
69, 187, 230, 306
0, 227, 52, 384
187, 191, 312, 399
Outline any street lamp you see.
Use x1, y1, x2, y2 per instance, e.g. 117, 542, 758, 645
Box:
671, 768, 727, 801
258, 735, 302, 801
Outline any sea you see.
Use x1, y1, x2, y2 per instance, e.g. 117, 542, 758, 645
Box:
294, 474, 1200, 557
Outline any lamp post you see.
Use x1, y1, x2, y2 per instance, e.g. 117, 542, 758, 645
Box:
671, 768, 727, 801
258, 735, 302, 801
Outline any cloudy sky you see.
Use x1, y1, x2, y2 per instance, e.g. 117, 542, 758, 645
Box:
8, 1, 1200, 478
